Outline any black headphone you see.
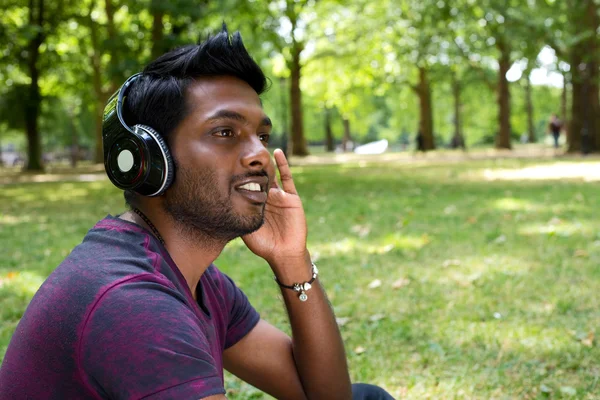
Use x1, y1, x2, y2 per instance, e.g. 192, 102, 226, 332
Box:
102, 73, 174, 196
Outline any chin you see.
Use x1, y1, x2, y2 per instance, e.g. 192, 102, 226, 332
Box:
235, 213, 265, 237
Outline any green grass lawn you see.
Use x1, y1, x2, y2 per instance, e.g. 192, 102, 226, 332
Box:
1, 157, 599, 399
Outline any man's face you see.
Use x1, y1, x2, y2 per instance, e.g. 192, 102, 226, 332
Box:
163, 76, 274, 241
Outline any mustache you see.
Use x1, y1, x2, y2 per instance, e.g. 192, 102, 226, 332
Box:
230, 170, 269, 184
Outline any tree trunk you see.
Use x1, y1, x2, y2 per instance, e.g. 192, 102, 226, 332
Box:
151, 1, 165, 59
568, 0, 600, 153
324, 107, 334, 152
69, 110, 79, 168
24, 0, 45, 171
569, 55, 584, 152
525, 74, 536, 143
87, 0, 106, 164
342, 118, 352, 152
104, 0, 118, 94
289, 43, 309, 156
496, 41, 512, 149
451, 73, 465, 149
561, 71, 568, 126
415, 67, 435, 150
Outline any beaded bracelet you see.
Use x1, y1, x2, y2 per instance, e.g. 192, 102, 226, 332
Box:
274, 263, 319, 302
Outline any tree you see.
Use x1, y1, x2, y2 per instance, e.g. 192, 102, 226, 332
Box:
225, 0, 338, 156
544, 0, 600, 153
0, 0, 81, 170
454, 0, 545, 149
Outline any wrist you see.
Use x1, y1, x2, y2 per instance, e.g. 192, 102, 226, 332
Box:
268, 250, 312, 282
273, 260, 319, 302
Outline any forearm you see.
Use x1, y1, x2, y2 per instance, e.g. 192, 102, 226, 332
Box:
270, 252, 352, 400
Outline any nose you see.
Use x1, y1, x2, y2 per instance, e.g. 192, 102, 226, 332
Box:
240, 135, 271, 171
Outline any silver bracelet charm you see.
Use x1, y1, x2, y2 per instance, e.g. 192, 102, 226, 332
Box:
274, 263, 319, 302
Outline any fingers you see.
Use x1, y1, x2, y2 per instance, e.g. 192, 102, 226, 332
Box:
273, 149, 297, 195
266, 154, 279, 190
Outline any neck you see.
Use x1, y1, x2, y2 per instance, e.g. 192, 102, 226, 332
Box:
121, 205, 226, 300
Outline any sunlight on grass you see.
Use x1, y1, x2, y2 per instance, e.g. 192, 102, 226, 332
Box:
312, 233, 429, 257
2, 158, 600, 399
482, 161, 600, 181
493, 197, 540, 211
0, 214, 34, 225
0, 271, 45, 297
518, 220, 593, 237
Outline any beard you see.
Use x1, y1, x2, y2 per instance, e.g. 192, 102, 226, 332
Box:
162, 162, 266, 242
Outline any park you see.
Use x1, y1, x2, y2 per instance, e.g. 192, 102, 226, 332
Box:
2, 1, 600, 399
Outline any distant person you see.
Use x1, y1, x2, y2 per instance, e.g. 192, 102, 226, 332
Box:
415, 130, 425, 152
0, 26, 394, 400
548, 114, 563, 148
450, 134, 466, 150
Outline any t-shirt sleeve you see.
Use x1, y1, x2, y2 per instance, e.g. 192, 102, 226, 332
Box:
80, 276, 225, 400
218, 271, 260, 349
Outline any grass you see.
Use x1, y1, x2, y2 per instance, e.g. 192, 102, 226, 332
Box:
1, 155, 600, 399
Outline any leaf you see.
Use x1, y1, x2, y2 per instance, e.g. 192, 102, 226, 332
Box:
548, 217, 562, 225
392, 278, 410, 289
369, 313, 385, 322
560, 386, 577, 396
442, 259, 461, 268
354, 346, 366, 355
444, 205, 457, 215
493, 235, 507, 244
351, 224, 371, 238
378, 244, 395, 254
581, 331, 594, 347
368, 279, 382, 289
574, 249, 589, 258
421, 234, 431, 244
540, 384, 552, 394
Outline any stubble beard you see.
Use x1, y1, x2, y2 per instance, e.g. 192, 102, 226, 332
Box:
162, 164, 265, 243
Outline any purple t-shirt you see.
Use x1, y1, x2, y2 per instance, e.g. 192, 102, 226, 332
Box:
0, 216, 260, 399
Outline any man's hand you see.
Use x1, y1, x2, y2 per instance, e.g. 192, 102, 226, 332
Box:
242, 149, 308, 267
239, 150, 352, 400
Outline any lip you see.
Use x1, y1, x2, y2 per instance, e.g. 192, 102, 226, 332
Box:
233, 176, 269, 204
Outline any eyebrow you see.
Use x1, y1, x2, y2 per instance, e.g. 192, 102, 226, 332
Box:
206, 109, 272, 128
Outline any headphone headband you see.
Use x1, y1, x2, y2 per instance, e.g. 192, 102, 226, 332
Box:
116, 73, 142, 134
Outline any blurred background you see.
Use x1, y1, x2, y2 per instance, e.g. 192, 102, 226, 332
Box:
1, 0, 599, 165
2, 1, 600, 399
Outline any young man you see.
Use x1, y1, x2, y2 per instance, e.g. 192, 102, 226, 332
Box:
548, 114, 563, 148
0, 27, 394, 399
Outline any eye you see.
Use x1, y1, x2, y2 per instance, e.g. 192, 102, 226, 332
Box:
213, 129, 235, 138
258, 133, 270, 144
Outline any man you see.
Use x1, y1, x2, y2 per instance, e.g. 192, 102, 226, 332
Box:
548, 114, 563, 148
0, 27, 394, 399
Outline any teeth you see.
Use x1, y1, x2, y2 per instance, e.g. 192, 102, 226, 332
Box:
239, 182, 262, 192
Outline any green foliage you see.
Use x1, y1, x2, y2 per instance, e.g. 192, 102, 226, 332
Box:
0, 0, 587, 159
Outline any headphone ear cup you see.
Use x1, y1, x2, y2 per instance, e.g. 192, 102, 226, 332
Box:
133, 124, 174, 196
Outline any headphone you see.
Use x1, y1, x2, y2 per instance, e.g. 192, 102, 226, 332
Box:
102, 73, 174, 196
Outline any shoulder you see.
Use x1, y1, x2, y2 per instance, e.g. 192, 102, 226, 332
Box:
203, 264, 234, 291
82, 273, 189, 334
79, 276, 225, 399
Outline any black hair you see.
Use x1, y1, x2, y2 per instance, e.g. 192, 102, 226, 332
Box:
123, 24, 267, 207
